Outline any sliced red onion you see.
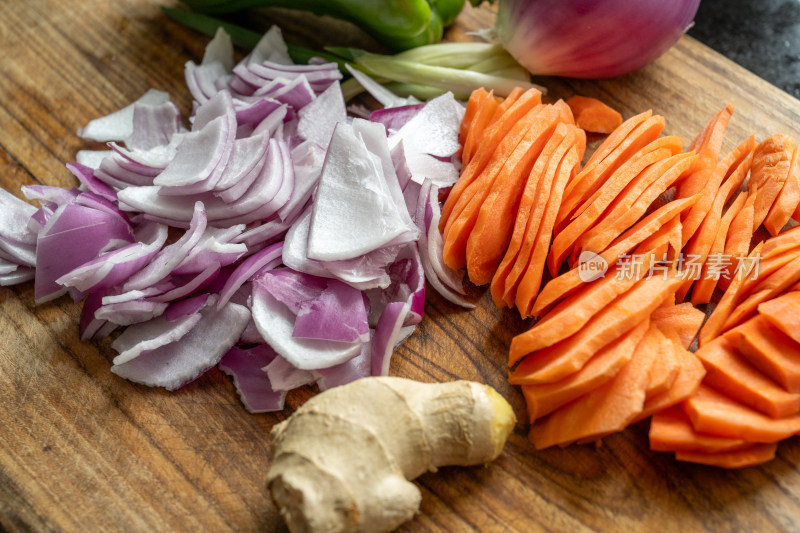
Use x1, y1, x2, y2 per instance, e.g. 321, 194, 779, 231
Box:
247, 61, 341, 93
0, 266, 35, 286
0, 189, 37, 267
150, 261, 220, 303
22, 185, 81, 207
263, 355, 316, 392
370, 104, 425, 134
370, 300, 412, 377
203, 27, 235, 72
34, 203, 135, 303
186, 61, 230, 104
250, 281, 363, 370
80, 291, 111, 341
307, 121, 419, 261
78, 88, 170, 143
297, 82, 346, 151
76, 149, 112, 170
66, 162, 118, 202
122, 201, 207, 291
218, 344, 286, 413
110, 306, 205, 364
95, 298, 169, 325
128, 101, 183, 152
111, 298, 250, 390
312, 341, 371, 391
56, 222, 168, 293
165, 293, 211, 321
245, 25, 293, 67
216, 241, 283, 309
234, 97, 283, 127
171, 225, 247, 275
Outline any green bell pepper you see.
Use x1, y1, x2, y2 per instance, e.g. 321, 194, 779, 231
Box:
177, 0, 470, 51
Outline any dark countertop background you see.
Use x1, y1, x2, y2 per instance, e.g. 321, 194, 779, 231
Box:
688, 0, 800, 99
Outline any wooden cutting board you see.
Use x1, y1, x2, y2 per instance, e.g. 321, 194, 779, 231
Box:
3, 1, 800, 531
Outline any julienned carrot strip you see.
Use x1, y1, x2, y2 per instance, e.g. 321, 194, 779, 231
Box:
644, 325, 681, 398
518, 319, 649, 420
649, 405, 750, 454
531, 195, 698, 318
530, 328, 658, 449
719, 190, 756, 291
766, 143, 800, 235
691, 192, 748, 305
721, 254, 800, 330
678, 135, 755, 259
633, 340, 706, 422
548, 137, 681, 274
675, 443, 778, 468
698, 242, 765, 346
579, 151, 696, 255
440, 87, 542, 229
677, 104, 735, 208
442, 102, 549, 270
650, 302, 705, 350
694, 336, 800, 418
463, 104, 566, 283
762, 225, 800, 259
566, 95, 623, 134
683, 384, 800, 443
505, 127, 584, 312
556, 112, 664, 234
727, 314, 800, 392
749, 134, 796, 231
459, 88, 495, 167
488, 124, 582, 306
757, 291, 800, 344
509, 276, 682, 383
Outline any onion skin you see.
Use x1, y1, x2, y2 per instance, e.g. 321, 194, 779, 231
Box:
496, 0, 701, 79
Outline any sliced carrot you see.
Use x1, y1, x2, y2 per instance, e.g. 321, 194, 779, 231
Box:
489, 125, 584, 307
518, 319, 649, 420
509, 276, 682, 383
749, 133, 796, 231
650, 302, 705, 350
691, 191, 748, 305
634, 341, 706, 422
556, 112, 664, 234
530, 333, 657, 449
649, 405, 750, 454
510, 129, 586, 313
459, 88, 493, 164
463, 104, 566, 282
694, 336, 800, 418
683, 384, 800, 443
644, 325, 681, 398
727, 314, 800, 392
675, 443, 778, 468
579, 151, 696, 255
548, 136, 682, 273
766, 143, 800, 235
566, 95, 623, 134
719, 190, 756, 291
531, 195, 698, 318
758, 291, 800, 344
440, 88, 542, 229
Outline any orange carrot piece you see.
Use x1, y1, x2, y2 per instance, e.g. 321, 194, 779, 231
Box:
566, 95, 623, 134
694, 336, 800, 418
531, 195, 698, 318
727, 314, 800, 393
530, 332, 658, 449
459, 88, 492, 159
719, 190, 756, 291
634, 341, 706, 422
674, 443, 778, 468
509, 276, 682, 382
644, 325, 681, 398
649, 405, 750, 454
548, 137, 682, 273
556, 113, 664, 233
684, 384, 800, 443
579, 150, 696, 255
762, 225, 800, 259
509, 128, 585, 313
651, 302, 705, 350
691, 191, 748, 305
464, 105, 565, 283
440, 88, 542, 229
749, 134, 796, 231
519, 319, 649, 420
766, 143, 800, 235
758, 291, 800, 343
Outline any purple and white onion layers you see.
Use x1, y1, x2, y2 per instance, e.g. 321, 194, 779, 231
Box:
0, 26, 472, 412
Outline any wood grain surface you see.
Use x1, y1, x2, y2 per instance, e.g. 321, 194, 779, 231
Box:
2, 1, 800, 532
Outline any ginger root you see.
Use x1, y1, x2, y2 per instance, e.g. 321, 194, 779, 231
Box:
266, 376, 516, 533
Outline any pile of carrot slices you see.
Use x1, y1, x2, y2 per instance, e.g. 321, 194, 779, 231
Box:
441, 87, 800, 468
